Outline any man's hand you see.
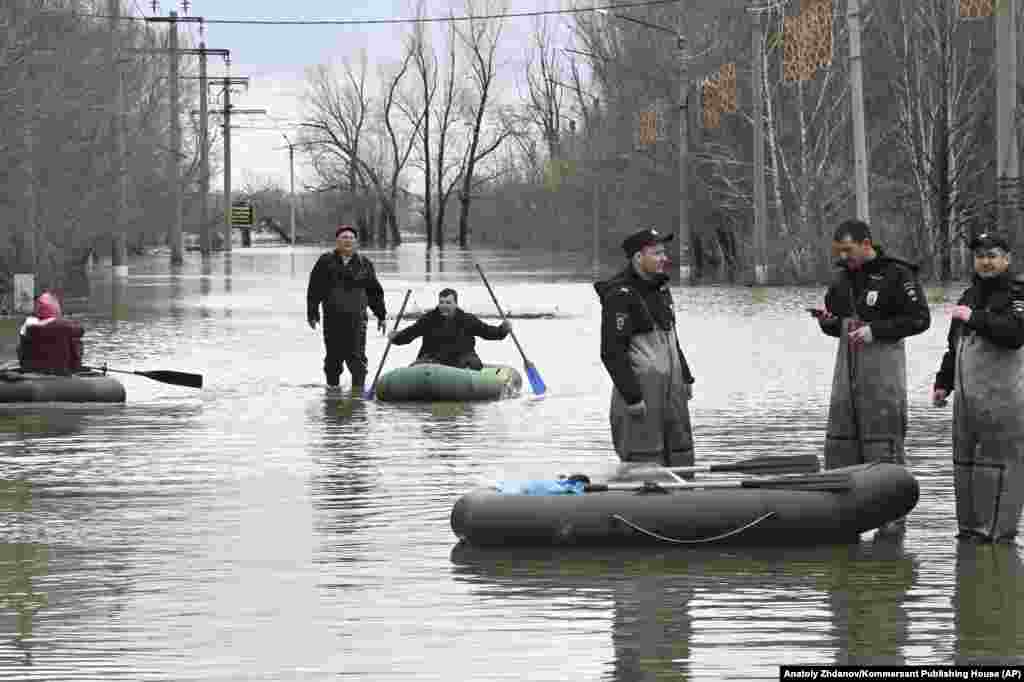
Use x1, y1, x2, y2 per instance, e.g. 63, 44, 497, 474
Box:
377, 317, 387, 335
387, 330, 397, 342
848, 323, 873, 351
681, 382, 693, 401
932, 388, 949, 407
807, 307, 833, 320
625, 400, 647, 418
500, 319, 512, 333
952, 305, 973, 323
308, 317, 319, 330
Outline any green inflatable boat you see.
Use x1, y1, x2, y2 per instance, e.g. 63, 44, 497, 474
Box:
374, 363, 522, 402
0, 368, 126, 403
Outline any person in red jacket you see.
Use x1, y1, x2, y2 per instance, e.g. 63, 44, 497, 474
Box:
17, 291, 84, 373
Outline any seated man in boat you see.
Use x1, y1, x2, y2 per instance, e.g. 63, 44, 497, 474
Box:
16, 291, 84, 374
388, 288, 511, 370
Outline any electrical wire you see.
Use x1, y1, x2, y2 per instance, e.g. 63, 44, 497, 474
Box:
56, 0, 683, 26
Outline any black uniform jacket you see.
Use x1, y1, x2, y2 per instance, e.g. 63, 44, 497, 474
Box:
819, 251, 931, 341
594, 266, 695, 406
390, 308, 508, 364
306, 251, 386, 323
934, 272, 1024, 392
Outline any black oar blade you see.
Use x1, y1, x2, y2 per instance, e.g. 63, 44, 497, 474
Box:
135, 370, 203, 389
740, 471, 853, 491
710, 454, 821, 476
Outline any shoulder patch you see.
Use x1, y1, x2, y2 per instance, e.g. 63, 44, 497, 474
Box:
615, 312, 628, 331
903, 279, 920, 302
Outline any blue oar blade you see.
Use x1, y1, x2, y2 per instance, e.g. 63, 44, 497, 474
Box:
525, 363, 546, 395
363, 384, 376, 400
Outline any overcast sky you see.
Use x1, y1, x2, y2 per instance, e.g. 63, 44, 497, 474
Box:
140, 0, 579, 193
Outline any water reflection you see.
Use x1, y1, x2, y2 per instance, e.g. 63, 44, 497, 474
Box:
450, 538, 923, 677
953, 543, 1024, 663
0, 480, 46, 665
818, 533, 917, 664
0, 407, 95, 441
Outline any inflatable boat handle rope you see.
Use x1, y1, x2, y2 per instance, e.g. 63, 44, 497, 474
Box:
609, 511, 777, 545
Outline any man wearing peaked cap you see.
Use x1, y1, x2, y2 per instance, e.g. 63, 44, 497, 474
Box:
932, 229, 1024, 543
621, 228, 674, 258
593, 227, 696, 470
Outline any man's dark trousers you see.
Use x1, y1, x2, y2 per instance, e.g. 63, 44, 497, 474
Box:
322, 313, 368, 388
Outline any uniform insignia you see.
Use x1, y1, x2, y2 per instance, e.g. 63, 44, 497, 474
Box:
869, 274, 884, 281
866, 290, 878, 306
619, 287, 631, 294
615, 313, 627, 331
1014, 301, 1024, 315
903, 280, 919, 302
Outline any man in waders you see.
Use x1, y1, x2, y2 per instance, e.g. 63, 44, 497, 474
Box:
932, 231, 1024, 544
306, 225, 387, 392
595, 228, 696, 469
813, 219, 930, 478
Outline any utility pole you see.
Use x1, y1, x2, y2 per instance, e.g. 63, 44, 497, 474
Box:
199, 40, 210, 256
223, 80, 233, 253
205, 76, 262, 252
847, 0, 870, 222
676, 31, 692, 284
168, 11, 182, 264
996, 0, 1019, 242
287, 138, 296, 247
750, 6, 768, 285
109, 0, 129, 276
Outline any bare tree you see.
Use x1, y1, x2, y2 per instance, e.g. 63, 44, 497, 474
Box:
879, 0, 993, 281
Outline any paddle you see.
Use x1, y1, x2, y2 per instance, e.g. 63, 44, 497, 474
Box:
584, 470, 854, 493
85, 364, 203, 389
474, 264, 546, 396
363, 289, 412, 399
626, 454, 821, 478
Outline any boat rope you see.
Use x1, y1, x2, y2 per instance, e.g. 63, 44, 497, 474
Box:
609, 511, 777, 545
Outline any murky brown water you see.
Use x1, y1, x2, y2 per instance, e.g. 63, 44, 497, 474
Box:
0, 244, 1020, 680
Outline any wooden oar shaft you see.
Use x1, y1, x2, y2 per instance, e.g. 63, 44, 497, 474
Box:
475, 264, 529, 365
365, 289, 412, 398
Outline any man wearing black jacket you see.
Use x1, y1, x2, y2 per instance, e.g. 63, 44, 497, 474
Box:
931, 231, 1024, 543
306, 225, 387, 391
812, 219, 930, 472
388, 288, 510, 369
594, 228, 696, 467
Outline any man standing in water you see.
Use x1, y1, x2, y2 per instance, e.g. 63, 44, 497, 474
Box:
306, 225, 387, 392
813, 219, 930, 472
931, 231, 1024, 544
594, 228, 696, 468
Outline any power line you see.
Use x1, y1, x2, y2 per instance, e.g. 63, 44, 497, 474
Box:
58, 0, 682, 26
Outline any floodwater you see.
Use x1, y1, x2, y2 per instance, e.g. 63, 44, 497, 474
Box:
0, 243, 1020, 680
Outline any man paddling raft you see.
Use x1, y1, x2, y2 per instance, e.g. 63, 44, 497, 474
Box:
594, 228, 696, 469
387, 288, 511, 370
931, 231, 1024, 544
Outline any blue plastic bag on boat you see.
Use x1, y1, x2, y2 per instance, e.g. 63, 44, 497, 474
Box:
494, 479, 585, 495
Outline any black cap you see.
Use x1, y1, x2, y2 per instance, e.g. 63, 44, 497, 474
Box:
622, 228, 674, 257
969, 232, 1011, 252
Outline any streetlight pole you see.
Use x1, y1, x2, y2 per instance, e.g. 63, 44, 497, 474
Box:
282, 133, 296, 248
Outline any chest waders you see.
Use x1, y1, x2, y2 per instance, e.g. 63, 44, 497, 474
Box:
609, 324, 694, 469
953, 329, 1024, 542
824, 317, 908, 470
